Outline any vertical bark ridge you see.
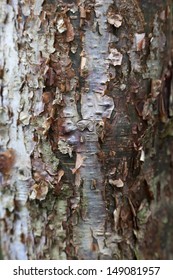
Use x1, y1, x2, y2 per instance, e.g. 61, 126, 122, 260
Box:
71, 0, 115, 259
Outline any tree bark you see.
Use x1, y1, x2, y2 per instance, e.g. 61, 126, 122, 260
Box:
0, 0, 172, 260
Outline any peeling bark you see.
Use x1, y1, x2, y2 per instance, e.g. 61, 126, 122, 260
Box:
0, 0, 173, 260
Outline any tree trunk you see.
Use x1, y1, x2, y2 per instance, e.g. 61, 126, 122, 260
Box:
0, 0, 172, 260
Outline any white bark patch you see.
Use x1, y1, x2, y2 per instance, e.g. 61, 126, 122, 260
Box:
129, 33, 146, 73
113, 207, 121, 230
108, 48, 123, 66
109, 178, 124, 188
81, 93, 114, 120
134, 33, 145, 51
32, 0, 44, 15
140, 149, 145, 162
58, 139, 73, 157
57, 17, 67, 33
0, 2, 33, 259
0, 0, 56, 259
107, 14, 123, 28
72, 0, 116, 260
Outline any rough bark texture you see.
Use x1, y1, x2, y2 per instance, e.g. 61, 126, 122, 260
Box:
0, 0, 172, 259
